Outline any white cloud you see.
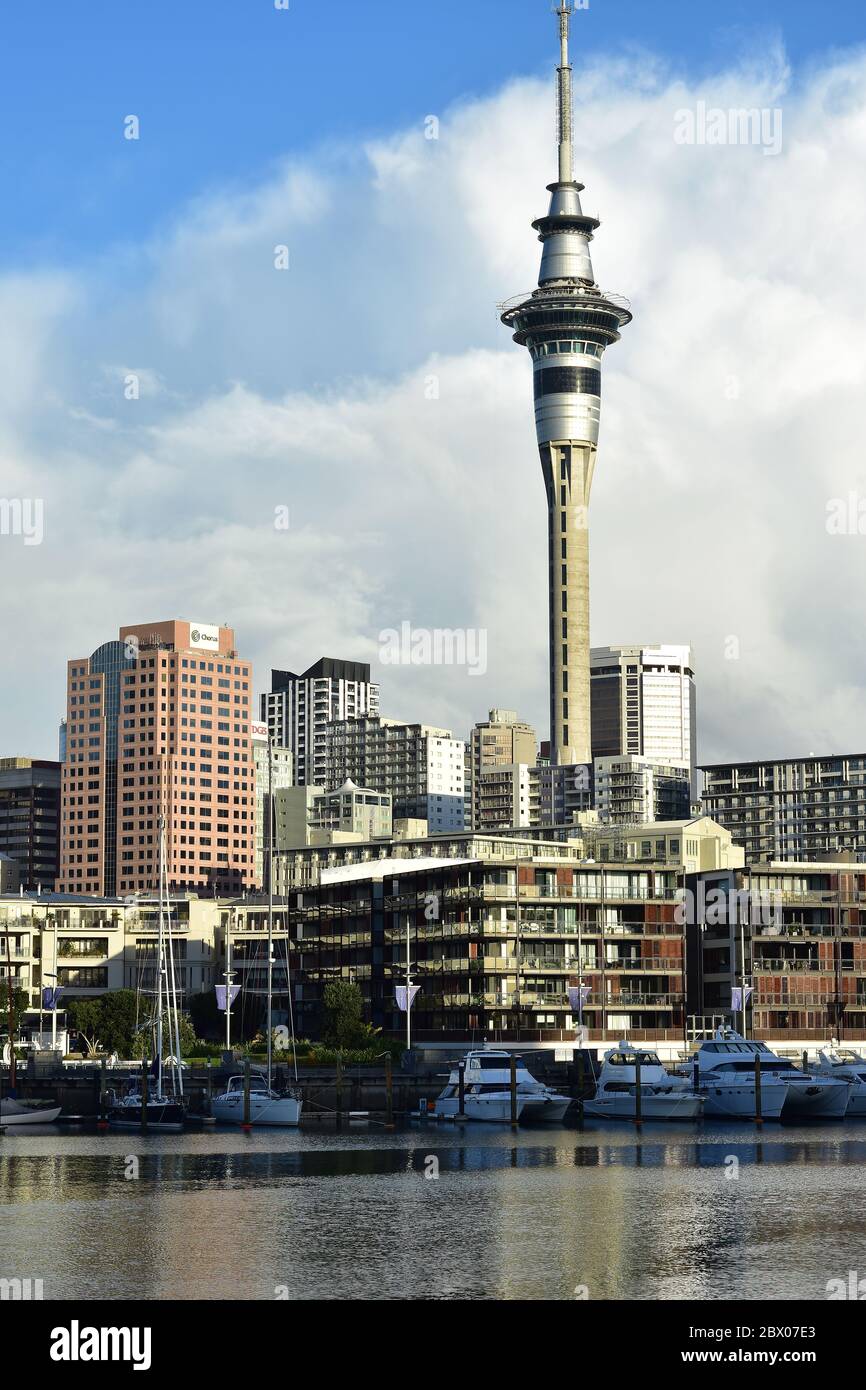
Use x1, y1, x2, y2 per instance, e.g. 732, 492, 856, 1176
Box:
2, 43, 866, 766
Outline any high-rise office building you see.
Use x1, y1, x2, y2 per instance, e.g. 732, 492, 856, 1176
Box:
58, 620, 256, 895
0, 757, 61, 891
500, 2, 631, 766
323, 716, 465, 832
591, 644, 696, 780
466, 709, 537, 829
262, 658, 379, 787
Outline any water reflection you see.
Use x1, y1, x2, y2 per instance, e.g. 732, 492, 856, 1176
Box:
2, 1126, 866, 1300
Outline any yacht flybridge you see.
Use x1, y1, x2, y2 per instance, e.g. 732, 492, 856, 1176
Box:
816, 1042, 866, 1116
434, 1051, 572, 1123
583, 1042, 703, 1121
687, 1028, 850, 1120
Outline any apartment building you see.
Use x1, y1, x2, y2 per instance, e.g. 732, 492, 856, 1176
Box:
262, 658, 379, 787
700, 755, 866, 862
466, 710, 537, 829
274, 780, 392, 849
691, 861, 866, 1042
323, 716, 464, 832
0, 893, 219, 1015
593, 755, 692, 826
475, 763, 535, 831
58, 620, 256, 896
252, 726, 293, 885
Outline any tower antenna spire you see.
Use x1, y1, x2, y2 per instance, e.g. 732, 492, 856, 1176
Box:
555, 2, 574, 183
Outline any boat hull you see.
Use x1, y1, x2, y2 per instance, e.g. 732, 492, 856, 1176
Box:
108, 1102, 185, 1131
434, 1095, 528, 1123
845, 1089, 866, 1117
0, 1103, 62, 1126
520, 1096, 572, 1122
211, 1093, 301, 1127
700, 1081, 787, 1120
583, 1092, 703, 1121
782, 1078, 850, 1120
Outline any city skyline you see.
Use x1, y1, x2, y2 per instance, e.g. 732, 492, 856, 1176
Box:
2, 1, 866, 767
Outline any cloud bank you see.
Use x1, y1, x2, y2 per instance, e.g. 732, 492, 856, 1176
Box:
2, 41, 866, 762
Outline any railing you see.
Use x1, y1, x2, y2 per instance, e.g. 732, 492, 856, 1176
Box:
753, 957, 856, 973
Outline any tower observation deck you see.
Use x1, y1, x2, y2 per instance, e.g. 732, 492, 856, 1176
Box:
500, 2, 631, 768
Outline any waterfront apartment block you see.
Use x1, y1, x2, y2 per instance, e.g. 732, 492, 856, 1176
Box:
262, 658, 379, 787
58, 620, 256, 896
323, 716, 465, 833
263, 842, 689, 1043
466, 709, 537, 829
700, 755, 866, 862
0, 757, 61, 890
691, 861, 866, 1041
591, 645, 696, 795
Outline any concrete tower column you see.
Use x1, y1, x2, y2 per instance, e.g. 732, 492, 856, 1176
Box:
500, 1, 631, 768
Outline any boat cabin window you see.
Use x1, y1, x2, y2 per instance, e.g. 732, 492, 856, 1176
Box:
608, 1051, 660, 1067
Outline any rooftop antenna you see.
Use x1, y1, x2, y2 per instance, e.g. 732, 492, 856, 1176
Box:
555, 2, 574, 183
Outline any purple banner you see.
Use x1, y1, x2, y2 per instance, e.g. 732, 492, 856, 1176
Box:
215, 984, 241, 1010
395, 985, 420, 1012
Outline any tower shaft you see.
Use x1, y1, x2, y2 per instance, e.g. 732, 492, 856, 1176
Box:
500, 3, 630, 768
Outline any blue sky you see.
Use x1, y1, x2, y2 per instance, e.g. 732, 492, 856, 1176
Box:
2, 0, 866, 764
1, 0, 861, 264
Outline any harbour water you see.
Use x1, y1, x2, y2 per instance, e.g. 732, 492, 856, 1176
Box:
3, 1120, 866, 1300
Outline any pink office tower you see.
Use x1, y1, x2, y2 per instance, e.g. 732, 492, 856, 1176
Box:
57, 620, 256, 896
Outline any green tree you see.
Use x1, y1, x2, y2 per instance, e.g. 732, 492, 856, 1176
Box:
65, 999, 104, 1055
97, 989, 140, 1055
321, 980, 366, 1049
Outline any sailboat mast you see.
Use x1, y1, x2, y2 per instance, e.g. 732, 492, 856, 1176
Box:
267, 736, 274, 1091
156, 813, 165, 1098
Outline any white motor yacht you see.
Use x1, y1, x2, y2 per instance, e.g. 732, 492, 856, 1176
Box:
691, 1028, 849, 1120
816, 1042, 866, 1116
0, 1097, 62, 1127
682, 1029, 788, 1120
434, 1050, 570, 1122
211, 1073, 301, 1127
582, 1042, 704, 1121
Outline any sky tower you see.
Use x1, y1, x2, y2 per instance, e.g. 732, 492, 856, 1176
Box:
500, 2, 631, 768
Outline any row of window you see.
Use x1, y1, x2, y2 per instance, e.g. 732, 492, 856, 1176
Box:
528, 339, 603, 359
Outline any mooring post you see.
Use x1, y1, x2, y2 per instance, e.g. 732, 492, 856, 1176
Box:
458, 1059, 466, 1117
385, 1054, 394, 1129
243, 1058, 251, 1128
335, 1056, 343, 1128
754, 1052, 763, 1125
206, 1057, 212, 1109
634, 1052, 642, 1128
141, 1059, 149, 1132
99, 1057, 107, 1125
510, 1054, 518, 1128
